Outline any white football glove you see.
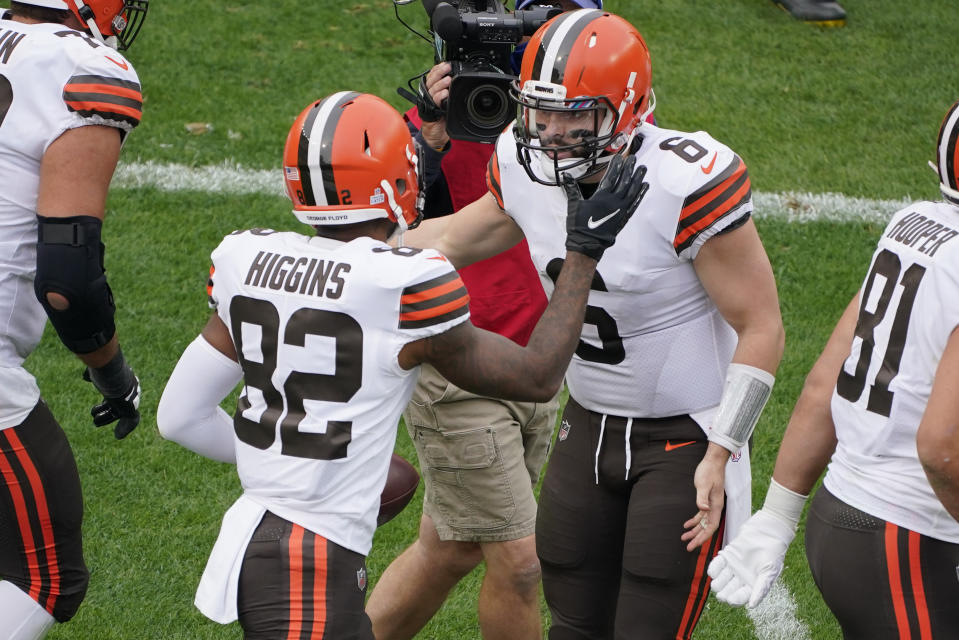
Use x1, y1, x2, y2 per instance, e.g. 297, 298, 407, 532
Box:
707, 479, 807, 608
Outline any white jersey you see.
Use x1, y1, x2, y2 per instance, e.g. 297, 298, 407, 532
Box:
825, 200, 959, 542
208, 229, 470, 555
0, 14, 141, 429
489, 124, 750, 419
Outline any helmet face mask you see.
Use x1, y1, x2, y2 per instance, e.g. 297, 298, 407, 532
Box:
283, 92, 423, 233
512, 9, 652, 186
18, 0, 149, 50
512, 80, 618, 184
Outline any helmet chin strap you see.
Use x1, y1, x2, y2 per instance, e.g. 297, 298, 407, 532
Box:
70, 0, 117, 48
381, 179, 409, 232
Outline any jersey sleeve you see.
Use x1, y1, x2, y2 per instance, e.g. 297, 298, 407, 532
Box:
207, 233, 242, 312
486, 145, 505, 210
673, 148, 753, 258
397, 251, 471, 340
62, 48, 142, 133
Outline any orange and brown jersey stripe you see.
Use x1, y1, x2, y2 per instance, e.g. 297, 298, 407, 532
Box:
673, 156, 751, 255
206, 265, 216, 308
486, 148, 505, 210
63, 74, 142, 128
399, 271, 469, 330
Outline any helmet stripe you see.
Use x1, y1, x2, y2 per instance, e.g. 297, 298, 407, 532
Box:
534, 10, 604, 86
942, 101, 959, 192
296, 101, 321, 207
302, 91, 357, 207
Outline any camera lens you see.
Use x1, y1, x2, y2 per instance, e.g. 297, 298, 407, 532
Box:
466, 83, 509, 128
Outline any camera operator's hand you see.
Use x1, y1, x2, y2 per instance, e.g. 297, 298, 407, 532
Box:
563, 154, 649, 261
419, 63, 452, 151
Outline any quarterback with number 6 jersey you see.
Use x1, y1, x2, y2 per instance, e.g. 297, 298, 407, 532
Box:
400, 10, 784, 639
157, 91, 640, 639
708, 100, 959, 639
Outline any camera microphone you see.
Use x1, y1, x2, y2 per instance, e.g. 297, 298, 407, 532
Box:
431, 2, 465, 41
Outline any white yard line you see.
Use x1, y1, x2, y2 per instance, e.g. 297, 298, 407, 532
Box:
747, 579, 812, 640
113, 160, 915, 223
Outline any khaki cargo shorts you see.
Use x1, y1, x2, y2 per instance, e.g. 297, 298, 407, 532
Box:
404, 364, 559, 542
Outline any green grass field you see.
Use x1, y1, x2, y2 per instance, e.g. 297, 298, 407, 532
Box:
7, 0, 958, 638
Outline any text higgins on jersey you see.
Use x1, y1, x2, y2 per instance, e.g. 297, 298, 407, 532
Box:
244, 251, 350, 299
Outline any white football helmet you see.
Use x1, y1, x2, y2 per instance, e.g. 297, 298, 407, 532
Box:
17, 0, 148, 50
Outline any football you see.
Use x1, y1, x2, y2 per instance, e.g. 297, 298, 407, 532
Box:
378, 453, 420, 527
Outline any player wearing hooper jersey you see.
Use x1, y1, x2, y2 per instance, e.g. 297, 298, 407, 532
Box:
400, 9, 784, 639
0, 2, 146, 638
156, 91, 644, 639
709, 101, 959, 639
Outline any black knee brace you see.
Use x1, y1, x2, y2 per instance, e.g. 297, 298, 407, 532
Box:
34, 215, 116, 354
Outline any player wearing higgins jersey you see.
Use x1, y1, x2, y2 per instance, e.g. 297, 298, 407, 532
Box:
401, 9, 784, 640
156, 91, 643, 640
709, 101, 959, 639
0, 2, 147, 639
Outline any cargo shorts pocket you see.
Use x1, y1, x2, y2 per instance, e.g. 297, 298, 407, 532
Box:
416, 426, 516, 531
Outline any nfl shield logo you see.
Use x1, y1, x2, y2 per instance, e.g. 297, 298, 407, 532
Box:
558, 420, 571, 442
356, 567, 367, 591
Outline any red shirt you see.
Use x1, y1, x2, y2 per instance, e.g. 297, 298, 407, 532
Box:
407, 109, 547, 345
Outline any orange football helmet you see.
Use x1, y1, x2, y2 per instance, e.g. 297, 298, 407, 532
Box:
933, 100, 959, 205
511, 9, 653, 185
20, 0, 148, 50
283, 92, 424, 232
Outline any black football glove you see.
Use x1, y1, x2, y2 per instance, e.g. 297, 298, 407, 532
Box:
83, 348, 141, 439
563, 154, 650, 261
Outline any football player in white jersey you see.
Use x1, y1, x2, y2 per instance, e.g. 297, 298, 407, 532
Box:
155, 91, 643, 639
399, 9, 785, 640
0, 1, 147, 638
708, 101, 959, 638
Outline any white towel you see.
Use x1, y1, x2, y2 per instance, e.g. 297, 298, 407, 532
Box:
690, 406, 752, 547
194, 494, 266, 623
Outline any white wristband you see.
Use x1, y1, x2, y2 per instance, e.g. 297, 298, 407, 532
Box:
707, 362, 774, 454
762, 478, 808, 530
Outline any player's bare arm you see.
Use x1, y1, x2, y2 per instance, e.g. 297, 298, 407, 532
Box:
402, 191, 526, 269
34, 123, 141, 438
917, 325, 959, 521
682, 218, 785, 550
770, 295, 859, 494
694, 218, 785, 375
399, 251, 597, 402
37, 125, 123, 368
